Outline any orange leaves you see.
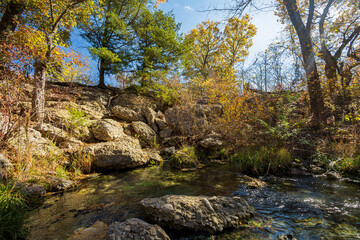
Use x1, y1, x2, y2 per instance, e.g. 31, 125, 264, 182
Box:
154, 0, 168, 8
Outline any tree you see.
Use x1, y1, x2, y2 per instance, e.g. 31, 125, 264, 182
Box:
229, 0, 360, 126
80, 0, 147, 88
128, 8, 186, 86
316, 0, 360, 112
0, 0, 26, 41
25, 0, 94, 123
184, 15, 256, 92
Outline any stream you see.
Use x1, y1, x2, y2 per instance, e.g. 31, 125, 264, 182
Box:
27, 164, 360, 240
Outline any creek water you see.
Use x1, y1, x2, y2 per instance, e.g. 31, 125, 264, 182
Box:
26, 164, 360, 240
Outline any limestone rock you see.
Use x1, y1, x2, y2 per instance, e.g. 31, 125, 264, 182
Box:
47, 176, 76, 192
91, 119, 124, 142
8, 127, 63, 157
0, 153, 13, 180
35, 123, 84, 151
82, 135, 149, 171
111, 93, 158, 114
111, 106, 142, 122
156, 111, 166, 121
143, 149, 163, 164
161, 136, 182, 147
131, 121, 156, 147
68, 221, 108, 240
160, 147, 175, 156
159, 129, 172, 139
199, 132, 223, 150
16, 183, 46, 198
78, 100, 108, 120
107, 218, 170, 240
143, 107, 159, 132
240, 175, 266, 188
140, 195, 254, 233
155, 118, 168, 131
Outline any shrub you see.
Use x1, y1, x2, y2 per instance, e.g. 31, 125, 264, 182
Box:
0, 184, 27, 240
231, 146, 292, 175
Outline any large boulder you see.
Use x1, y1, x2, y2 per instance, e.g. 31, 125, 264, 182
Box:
131, 121, 157, 147
8, 127, 63, 157
0, 153, 13, 180
111, 106, 142, 122
91, 119, 124, 142
107, 218, 170, 240
140, 195, 254, 233
82, 135, 149, 171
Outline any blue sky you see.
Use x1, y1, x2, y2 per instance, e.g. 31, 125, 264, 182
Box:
71, 0, 283, 85
158, 0, 283, 58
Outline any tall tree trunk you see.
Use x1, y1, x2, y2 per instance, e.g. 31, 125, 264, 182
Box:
0, 0, 26, 41
284, 0, 325, 127
31, 61, 47, 124
98, 58, 106, 88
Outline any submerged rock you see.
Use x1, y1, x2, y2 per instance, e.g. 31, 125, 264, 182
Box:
82, 135, 149, 171
47, 176, 75, 192
107, 218, 170, 240
140, 195, 254, 233
240, 175, 266, 188
68, 221, 108, 240
16, 183, 46, 198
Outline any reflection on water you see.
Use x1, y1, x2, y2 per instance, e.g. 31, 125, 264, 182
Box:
27, 164, 360, 240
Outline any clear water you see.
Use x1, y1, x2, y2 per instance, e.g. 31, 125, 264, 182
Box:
26, 164, 360, 240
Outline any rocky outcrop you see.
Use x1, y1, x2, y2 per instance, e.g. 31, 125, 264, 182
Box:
8, 127, 63, 157
111, 106, 142, 122
91, 119, 124, 142
131, 121, 157, 147
107, 218, 170, 240
140, 195, 254, 233
111, 93, 158, 114
82, 135, 149, 171
35, 123, 83, 151
0, 153, 13, 180
199, 132, 223, 150
68, 221, 108, 240
144, 107, 159, 132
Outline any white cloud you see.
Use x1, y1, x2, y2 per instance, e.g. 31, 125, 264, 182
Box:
184, 5, 194, 11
